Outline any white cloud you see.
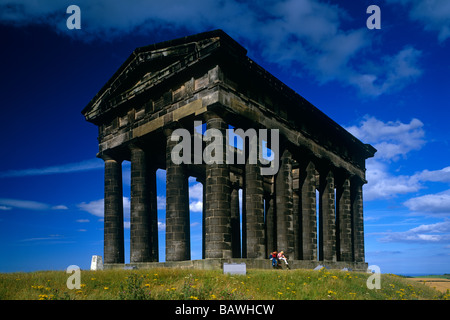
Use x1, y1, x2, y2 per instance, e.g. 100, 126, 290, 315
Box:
0, 159, 103, 178
378, 220, 450, 243
52, 205, 69, 210
388, 0, 450, 43
414, 166, 450, 183
404, 190, 450, 216
189, 201, 203, 213
353, 46, 422, 97
346, 116, 430, 201
76, 219, 90, 223
348, 117, 450, 208
77, 197, 130, 218
363, 160, 422, 201
188, 182, 203, 212
346, 116, 425, 162
189, 182, 203, 201
157, 196, 166, 211
0, 198, 68, 211
77, 199, 104, 217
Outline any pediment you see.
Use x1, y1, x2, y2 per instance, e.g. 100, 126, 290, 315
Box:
82, 30, 245, 123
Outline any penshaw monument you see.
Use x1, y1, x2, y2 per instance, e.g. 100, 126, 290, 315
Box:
82, 30, 376, 271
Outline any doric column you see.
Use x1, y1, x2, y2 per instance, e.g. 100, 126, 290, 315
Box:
130, 144, 151, 263
300, 160, 317, 261
336, 173, 352, 262
204, 113, 232, 259
293, 190, 300, 260
165, 128, 190, 261
319, 167, 337, 262
245, 157, 266, 259
265, 194, 276, 253
351, 177, 365, 262
275, 148, 294, 258
102, 154, 124, 264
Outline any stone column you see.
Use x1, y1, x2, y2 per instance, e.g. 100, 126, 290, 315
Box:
336, 174, 352, 262
102, 154, 124, 264
245, 158, 266, 259
275, 148, 294, 257
130, 144, 151, 263
204, 113, 232, 259
319, 167, 337, 262
165, 128, 190, 261
265, 195, 276, 253
230, 187, 241, 258
300, 160, 317, 261
351, 177, 365, 262
292, 190, 300, 260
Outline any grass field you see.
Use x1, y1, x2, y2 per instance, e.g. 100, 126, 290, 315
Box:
0, 268, 448, 300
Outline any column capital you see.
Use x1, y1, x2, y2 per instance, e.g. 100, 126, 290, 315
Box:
162, 121, 184, 137
128, 141, 145, 152
202, 111, 220, 122
98, 152, 122, 163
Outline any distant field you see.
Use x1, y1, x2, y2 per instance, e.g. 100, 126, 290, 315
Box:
0, 268, 448, 300
409, 275, 450, 293
413, 274, 450, 279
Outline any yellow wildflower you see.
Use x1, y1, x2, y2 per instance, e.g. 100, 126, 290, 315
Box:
103, 287, 109, 290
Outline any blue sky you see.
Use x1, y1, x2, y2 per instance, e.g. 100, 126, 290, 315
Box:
0, 0, 449, 275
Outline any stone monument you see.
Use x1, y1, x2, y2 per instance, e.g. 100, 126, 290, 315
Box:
82, 30, 376, 271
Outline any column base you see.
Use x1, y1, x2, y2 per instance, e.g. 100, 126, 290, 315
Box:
104, 259, 369, 272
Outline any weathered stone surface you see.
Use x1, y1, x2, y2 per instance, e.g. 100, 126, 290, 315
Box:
204, 114, 232, 259
165, 128, 190, 261
102, 155, 124, 264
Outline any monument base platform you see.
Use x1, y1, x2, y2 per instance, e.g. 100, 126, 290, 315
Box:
104, 258, 368, 272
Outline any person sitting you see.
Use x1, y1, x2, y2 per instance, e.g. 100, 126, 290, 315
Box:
269, 251, 278, 268
277, 251, 290, 269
